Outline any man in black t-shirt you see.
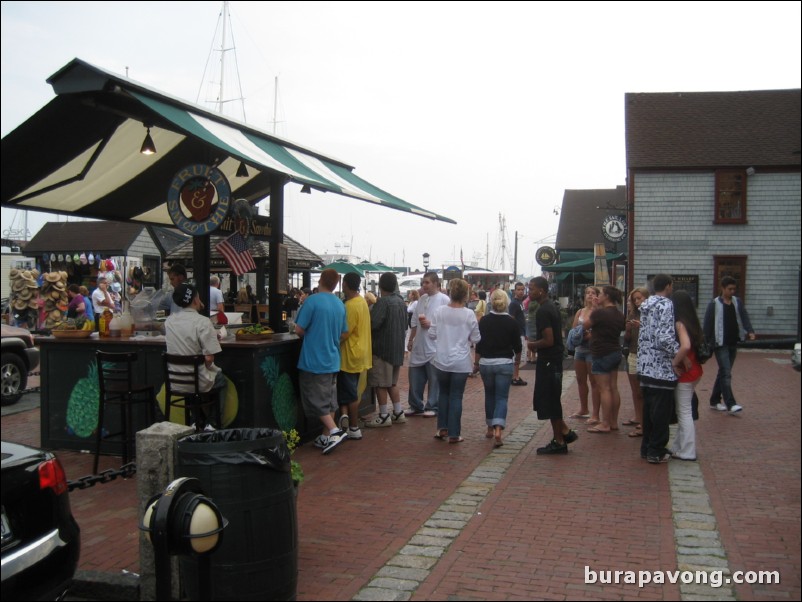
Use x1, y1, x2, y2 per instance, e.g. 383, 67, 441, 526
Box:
528, 277, 578, 455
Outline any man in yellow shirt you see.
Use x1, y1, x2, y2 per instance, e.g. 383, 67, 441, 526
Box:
337, 272, 373, 439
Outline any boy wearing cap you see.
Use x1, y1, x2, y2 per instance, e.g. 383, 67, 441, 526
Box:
165, 282, 225, 430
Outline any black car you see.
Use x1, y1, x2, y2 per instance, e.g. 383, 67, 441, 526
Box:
1, 324, 40, 405
1, 441, 80, 601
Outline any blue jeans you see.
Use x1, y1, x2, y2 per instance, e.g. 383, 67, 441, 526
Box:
479, 363, 513, 428
407, 361, 439, 413
711, 346, 738, 408
435, 368, 469, 438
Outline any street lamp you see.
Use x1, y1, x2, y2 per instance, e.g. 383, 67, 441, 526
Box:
422, 252, 430, 271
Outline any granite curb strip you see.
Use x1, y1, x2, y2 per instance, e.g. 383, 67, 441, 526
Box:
667, 428, 736, 601
352, 372, 576, 601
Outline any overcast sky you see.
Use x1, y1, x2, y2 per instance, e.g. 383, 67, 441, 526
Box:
2, 1, 800, 275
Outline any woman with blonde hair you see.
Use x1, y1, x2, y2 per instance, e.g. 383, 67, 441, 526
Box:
623, 286, 649, 436
475, 288, 521, 446
428, 278, 481, 443
569, 286, 600, 421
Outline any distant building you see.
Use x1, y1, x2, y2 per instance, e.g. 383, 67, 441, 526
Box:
626, 89, 801, 338
552, 186, 628, 301
1, 238, 37, 300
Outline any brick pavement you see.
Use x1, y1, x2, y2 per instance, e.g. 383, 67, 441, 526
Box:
1, 350, 799, 600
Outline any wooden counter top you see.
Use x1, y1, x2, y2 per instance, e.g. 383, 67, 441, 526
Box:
36, 333, 299, 347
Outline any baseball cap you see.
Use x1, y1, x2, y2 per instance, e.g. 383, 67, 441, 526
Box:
173, 282, 198, 308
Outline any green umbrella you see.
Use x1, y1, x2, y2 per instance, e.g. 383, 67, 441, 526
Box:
320, 260, 365, 276
357, 260, 384, 272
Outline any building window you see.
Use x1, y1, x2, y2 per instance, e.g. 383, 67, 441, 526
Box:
715, 170, 747, 224
143, 255, 161, 289
713, 255, 747, 301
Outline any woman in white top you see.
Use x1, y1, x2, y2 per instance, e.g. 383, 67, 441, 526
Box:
428, 278, 481, 443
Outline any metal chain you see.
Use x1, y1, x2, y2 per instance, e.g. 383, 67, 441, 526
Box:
20, 371, 41, 395
67, 462, 137, 491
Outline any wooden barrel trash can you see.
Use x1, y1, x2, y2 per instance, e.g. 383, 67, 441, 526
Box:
177, 428, 297, 601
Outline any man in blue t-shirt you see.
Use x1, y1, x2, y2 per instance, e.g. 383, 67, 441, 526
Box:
295, 268, 349, 454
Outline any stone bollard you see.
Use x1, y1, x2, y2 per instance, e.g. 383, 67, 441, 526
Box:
136, 421, 194, 602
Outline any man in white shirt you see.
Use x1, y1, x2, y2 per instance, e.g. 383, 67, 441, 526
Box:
405, 272, 450, 416
91, 277, 114, 316
209, 275, 225, 315
165, 283, 225, 429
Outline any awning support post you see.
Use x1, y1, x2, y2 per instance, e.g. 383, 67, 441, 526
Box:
268, 173, 286, 329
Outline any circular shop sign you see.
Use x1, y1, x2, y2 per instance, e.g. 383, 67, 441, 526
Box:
601, 215, 627, 243
535, 246, 556, 267
167, 164, 232, 236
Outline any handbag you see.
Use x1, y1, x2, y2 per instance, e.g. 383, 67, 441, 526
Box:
566, 323, 584, 353
696, 340, 713, 364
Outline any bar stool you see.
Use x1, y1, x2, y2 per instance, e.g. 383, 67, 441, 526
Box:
94, 351, 156, 474
162, 353, 222, 432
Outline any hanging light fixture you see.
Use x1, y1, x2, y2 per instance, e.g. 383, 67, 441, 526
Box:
236, 161, 249, 177
300, 184, 312, 194
140, 125, 157, 155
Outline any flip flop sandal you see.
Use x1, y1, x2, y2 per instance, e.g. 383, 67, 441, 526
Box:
448, 437, 464, 444
434, 429, 448, 440
628, 429, 643, 437
586, 418, 601, 426
622, 419, 640, 426
587, 426, 611, 433
494, 436, 504, 447
485, 428, 494, 439
569, 413, 590, 419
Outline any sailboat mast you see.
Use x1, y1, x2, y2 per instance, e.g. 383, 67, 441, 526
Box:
273, 76, 279, 135
218, 1, 228, 114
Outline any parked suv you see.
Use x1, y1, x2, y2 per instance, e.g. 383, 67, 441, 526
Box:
1, 324, 40, 405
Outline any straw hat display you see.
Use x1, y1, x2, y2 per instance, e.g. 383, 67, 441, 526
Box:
8, 268, 41, 322
39, 271, 70, 329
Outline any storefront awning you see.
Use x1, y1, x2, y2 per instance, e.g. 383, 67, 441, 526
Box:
1, 58, 456, 226
545, 252, 626, 273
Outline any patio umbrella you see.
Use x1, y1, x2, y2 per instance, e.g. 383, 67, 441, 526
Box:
321, 260, 365, 276
357, 260, 384, 272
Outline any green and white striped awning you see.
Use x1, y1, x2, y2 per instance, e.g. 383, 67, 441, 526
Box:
1, 58, 455, 226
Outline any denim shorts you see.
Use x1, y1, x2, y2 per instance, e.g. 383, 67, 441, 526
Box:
592, 351, 623, 374
574, 348, 592, 363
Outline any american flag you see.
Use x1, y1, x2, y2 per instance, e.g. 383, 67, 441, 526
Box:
216, 232, 256, 276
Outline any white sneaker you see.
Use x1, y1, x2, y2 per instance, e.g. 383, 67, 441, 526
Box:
715, 403, 728, 412
322, 430, 347, 454
392, 411, 407, 424
729, 404, 743, 415
338, 414, 350, 432
313, 434, 329, 449
347, 427, 363, 440
364, 414, 392, 428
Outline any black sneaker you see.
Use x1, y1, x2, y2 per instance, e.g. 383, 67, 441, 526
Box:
322, 430, 347, 455
563, 429, 578, 444
537, 439, 568, 455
